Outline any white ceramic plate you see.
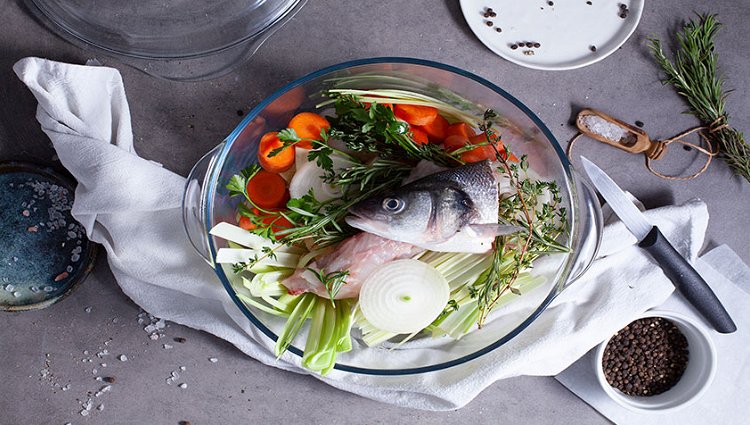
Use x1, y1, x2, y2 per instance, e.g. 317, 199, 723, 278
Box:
459, 0, 644, 71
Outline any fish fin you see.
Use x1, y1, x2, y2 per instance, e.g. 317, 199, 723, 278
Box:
466, 223, 525, 238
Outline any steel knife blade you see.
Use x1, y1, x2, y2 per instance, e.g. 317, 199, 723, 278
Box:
580, 156, 736, 334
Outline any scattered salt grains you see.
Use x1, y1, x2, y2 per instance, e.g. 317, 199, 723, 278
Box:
138, 311, 167, 340
118, 354, 128, 362
101, 363, 107, 368
43, 286, 55, 292
163, 344, 173, 350
84, 306, 92, 313
209, 358, 218, 363
13, 291, 21, 298
92, 369, 98, 375
178, 383, 187, 389
30, 285, 40, 293
4, 283, 15, 292
66, 265, 74, 273
97, 404, 104, 411
179, 366, 186, 371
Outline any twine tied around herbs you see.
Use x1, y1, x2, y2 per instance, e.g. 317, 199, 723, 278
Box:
567, 114, 725, 181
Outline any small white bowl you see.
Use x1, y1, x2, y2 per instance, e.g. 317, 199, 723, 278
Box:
594, 310, 717, 413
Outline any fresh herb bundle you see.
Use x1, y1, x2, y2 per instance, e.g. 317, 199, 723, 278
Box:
649, 14, 750, 182
326, 94, 460, 167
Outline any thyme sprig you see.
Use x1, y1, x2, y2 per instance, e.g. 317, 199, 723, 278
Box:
649, 14, 750, 181
306, 268, 350, 303
470, 110, 568, 326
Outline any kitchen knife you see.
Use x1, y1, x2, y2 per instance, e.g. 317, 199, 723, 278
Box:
580, 156, 736, 334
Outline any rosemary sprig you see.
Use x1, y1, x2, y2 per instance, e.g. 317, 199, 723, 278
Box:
649, 14, 750, 181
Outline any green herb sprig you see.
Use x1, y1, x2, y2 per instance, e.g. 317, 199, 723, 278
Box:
306, 268, 350, 303
470, 111, 568, 326
326, 94, 461, 167
649, 14, 750, 181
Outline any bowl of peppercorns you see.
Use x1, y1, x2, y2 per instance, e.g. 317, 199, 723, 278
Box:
594, 310, 717, 412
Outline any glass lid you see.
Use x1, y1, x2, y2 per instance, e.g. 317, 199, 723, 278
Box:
25, 0, 302, 59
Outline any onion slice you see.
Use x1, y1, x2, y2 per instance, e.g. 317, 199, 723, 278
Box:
289, 154, 353, 202
358, 259, 450, 334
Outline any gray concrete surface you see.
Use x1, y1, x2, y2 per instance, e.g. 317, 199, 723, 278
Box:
1, 1, 749, 424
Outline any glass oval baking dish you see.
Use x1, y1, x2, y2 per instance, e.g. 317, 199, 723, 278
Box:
23, 0, 306, 81
183, 58, 602, 375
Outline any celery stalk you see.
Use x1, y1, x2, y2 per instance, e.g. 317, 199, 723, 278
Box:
275, 293, 317, 357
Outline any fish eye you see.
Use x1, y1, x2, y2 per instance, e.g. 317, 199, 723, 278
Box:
382, 197, 405, 213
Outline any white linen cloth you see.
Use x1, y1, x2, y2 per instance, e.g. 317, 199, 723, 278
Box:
556, 244, 749, 424
13, 57, 711, 411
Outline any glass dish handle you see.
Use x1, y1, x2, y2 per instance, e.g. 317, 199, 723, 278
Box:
182, 143, 224, 267
564, 171, 603, 288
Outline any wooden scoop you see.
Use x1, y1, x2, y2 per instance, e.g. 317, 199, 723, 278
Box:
576, 109, 666, 160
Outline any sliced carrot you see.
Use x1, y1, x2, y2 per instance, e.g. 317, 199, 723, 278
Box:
443, 134, 470, 152
394, 104, 439, 126
264, 213, 293, 239
258, 132, 295, 173
246, 170, 289, 209
417, 114, 449, 144
446, 122, 476, 139
443, 134, 495, 163
288, 112, 330, 149
410, 126, 429, 145
468, 134, 518, 162
238, 215, 256, 231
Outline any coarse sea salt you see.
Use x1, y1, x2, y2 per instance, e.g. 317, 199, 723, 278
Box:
118, 355, 128, 362
580, 114, 635, 145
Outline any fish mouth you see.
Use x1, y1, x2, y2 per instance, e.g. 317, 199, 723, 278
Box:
344, 212, 391, 237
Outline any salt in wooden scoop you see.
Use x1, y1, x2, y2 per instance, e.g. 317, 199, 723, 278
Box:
576, 109, 666, 160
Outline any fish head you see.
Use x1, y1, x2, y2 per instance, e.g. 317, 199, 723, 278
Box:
346, 183, 476, 245
346, 189, 435, 244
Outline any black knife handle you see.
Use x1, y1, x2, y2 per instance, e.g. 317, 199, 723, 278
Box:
639, 226, 736, 334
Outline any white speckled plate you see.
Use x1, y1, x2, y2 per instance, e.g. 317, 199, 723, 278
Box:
459, 0, 644, 70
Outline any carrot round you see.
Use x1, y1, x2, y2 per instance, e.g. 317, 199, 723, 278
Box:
394, 104, 439, 126
288, 112, 330, 149
238, 215, 256, 230
257, 132, 295, 173
446, 122, 476, 139
443, 134, 495, 163
246, 170, 289, 209
417, 114, 449, 143
410, 126, 429, 145
264, 213, 293, 238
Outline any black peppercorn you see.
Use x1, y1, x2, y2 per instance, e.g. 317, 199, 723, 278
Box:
496, 27, 502, 33
486, 21, 493, 27
602, 317, 689, 396
590, 45, 597, 52
525, 42, 534, 48
533, 42, 541, 48
510, 44, 518, 50
635, 120, 644, 127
